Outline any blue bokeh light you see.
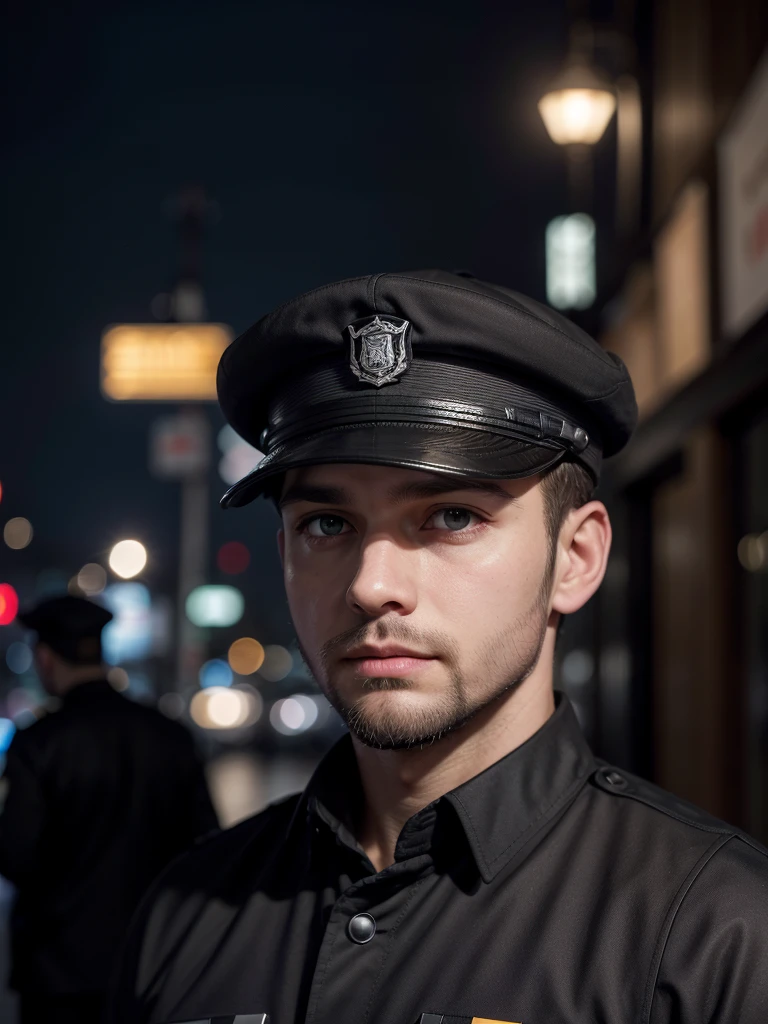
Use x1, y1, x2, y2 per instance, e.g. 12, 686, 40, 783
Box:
0, 718, 16, 754
199, 659, 233, 689
6, 642, 33, 675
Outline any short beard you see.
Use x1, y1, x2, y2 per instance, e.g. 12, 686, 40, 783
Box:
297, 559, 553, 750
296, 598, 552, 753
346, 667, 472, 750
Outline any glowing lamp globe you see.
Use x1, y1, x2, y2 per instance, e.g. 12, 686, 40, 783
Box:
538, 61, 617, 145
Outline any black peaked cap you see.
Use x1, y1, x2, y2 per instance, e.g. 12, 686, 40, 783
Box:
18, 595, 112, 661
217, 269, 637, 506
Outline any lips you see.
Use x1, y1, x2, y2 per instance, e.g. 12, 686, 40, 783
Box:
343, 645, 435, 678
344, 645, 429, 660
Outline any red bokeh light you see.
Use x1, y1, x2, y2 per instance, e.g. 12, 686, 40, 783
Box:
0, 583, 20, 626
217, 541, 250, 575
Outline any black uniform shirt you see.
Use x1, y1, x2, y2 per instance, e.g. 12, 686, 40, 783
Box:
0, 680, 218, 995
110, 696, 768, 1024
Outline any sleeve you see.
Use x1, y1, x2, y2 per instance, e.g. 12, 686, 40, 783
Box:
0, 736, 47, 885
105, 886, 154, 1024
106, 836, 221, 1024
650, 836, 768, 1023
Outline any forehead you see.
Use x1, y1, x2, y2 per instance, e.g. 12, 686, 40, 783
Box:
279, 463, 538, 507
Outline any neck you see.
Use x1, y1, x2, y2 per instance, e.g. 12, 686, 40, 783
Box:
57, 665, 107, 695
351, 635, 557, 873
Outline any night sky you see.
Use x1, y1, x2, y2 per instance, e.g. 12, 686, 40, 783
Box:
2, 0, 569, 644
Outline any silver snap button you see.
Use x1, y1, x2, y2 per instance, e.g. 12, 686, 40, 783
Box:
347, 912, 376, 944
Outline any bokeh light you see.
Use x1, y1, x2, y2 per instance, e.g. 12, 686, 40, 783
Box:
217, 425, 263, 486
7, 687, 38, 723
0, 718, 16, 754
6, 642, 33, 675
259, 644, 293, 682
107, 667, 130, 692
217, 540, 251, 575
158, 692, 185, 719
0, 583, 20, 626
737, 532, 768, 572
190, 686, 260, 730
108, 539, 147, 579
185, 585, 244, 627
228, 637, 265, 675
77, 563, 108, 595
270, 694, 320, 735
4, 517, 33, 550
561, 649, 595, 687
101, 583, 152, 664
199, 658, 234, 689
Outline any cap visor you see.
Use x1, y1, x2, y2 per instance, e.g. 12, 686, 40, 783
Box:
221, 424, 565, 508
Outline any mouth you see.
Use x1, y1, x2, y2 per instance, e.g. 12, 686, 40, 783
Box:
342, 645, 436, 679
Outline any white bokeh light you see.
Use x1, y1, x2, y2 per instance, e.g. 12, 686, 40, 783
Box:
108, 539, 147, 579
270, 694, 320, 735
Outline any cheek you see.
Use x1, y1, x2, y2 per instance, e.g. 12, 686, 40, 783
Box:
283, 542, 352, 631
428, 529, 547, 619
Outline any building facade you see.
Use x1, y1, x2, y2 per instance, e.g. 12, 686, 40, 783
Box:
559, 0, 768, 843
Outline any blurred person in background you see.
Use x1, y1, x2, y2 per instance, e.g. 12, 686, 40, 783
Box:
111, 271, 768, 1024
0, 595, 218, 1024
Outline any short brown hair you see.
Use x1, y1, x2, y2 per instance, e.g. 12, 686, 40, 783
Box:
540, 458, 595, 554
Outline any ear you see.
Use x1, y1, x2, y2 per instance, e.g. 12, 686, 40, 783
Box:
277, 527, 285, 568
550, 500, 612, 616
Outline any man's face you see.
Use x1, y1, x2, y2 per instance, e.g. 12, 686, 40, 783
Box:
278, 463, 555, 750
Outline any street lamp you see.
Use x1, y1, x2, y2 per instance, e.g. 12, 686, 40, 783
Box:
538, 59, 617, 146
538, 22, 642, 240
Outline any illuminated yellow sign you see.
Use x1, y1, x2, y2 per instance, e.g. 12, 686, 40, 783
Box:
101, 323, 232, 401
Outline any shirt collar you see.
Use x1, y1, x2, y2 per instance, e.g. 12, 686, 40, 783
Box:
302, 693, 595, 883
62, 678, 114, 703
444, 694, 595, 881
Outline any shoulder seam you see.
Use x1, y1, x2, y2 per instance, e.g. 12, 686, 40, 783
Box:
641, 833, 733, 1024
592, 768, 755, 842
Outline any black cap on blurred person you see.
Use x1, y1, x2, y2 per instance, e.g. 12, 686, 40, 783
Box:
18, 595, 113, 665
217, 269, 638, 507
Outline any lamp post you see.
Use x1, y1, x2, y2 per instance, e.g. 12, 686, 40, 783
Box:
538, 22, 641, 238
100, 187, 231, 697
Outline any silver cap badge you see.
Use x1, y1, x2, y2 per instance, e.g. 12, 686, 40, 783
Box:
347, 314, 411, 387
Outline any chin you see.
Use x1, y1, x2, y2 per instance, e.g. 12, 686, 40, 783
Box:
344, 690, 475, 751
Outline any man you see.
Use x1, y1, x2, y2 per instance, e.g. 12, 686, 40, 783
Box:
110, 270, 768, 1023
0, 595, 218, 1024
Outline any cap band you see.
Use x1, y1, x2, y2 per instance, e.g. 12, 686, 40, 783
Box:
264, 358, 601, 468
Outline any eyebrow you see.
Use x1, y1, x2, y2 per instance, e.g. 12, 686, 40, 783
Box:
278, 476, 517, 509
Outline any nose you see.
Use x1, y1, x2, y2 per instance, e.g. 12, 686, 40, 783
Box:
346, 536, 418, 618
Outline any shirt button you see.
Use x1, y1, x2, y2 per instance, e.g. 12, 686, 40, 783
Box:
347, 913, 376, 944
605, 770, 627, 788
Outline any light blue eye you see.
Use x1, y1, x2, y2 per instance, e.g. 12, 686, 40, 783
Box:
307, 515, 347, 537
436, 509, 473, 531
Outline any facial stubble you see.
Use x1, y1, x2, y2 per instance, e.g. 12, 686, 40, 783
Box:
298, 559, 554, 751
